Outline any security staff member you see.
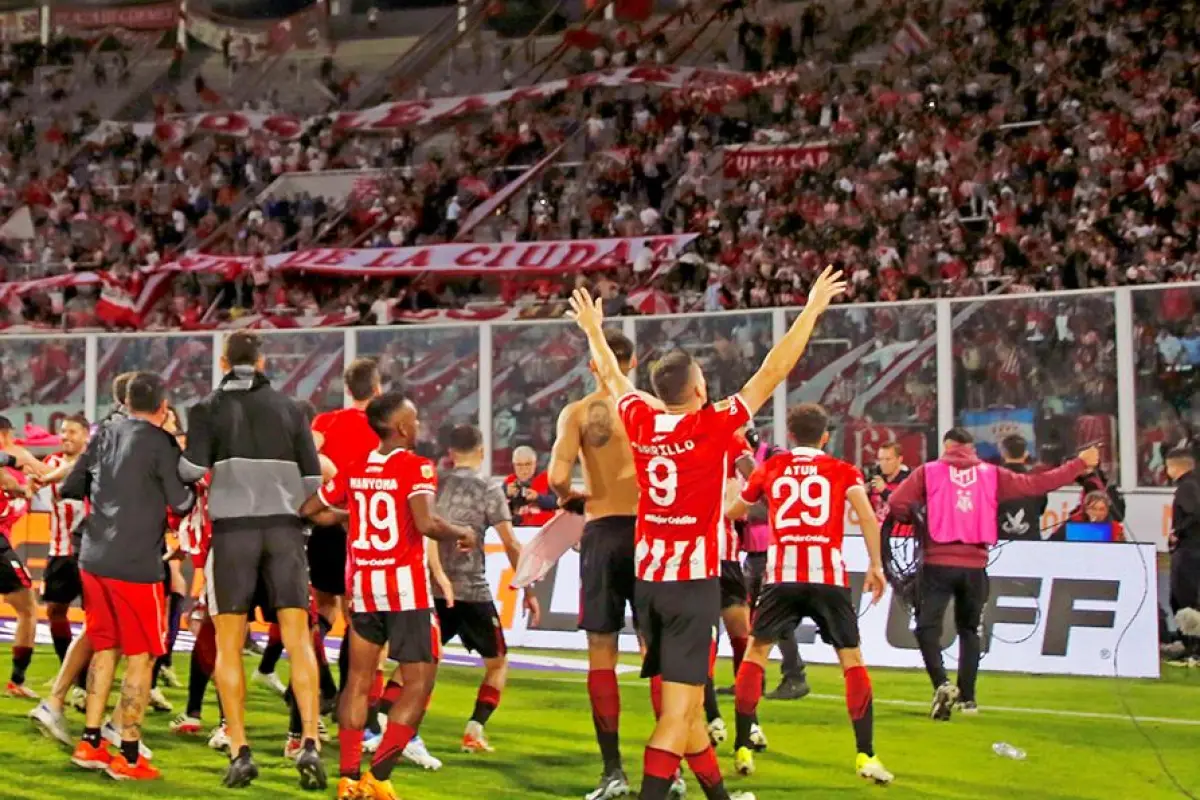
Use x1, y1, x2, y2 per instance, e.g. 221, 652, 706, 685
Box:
996, 435, 1047, 541
1166, 447, 1200, 661
179, 331, 325, 790
889, 429, 1098, 721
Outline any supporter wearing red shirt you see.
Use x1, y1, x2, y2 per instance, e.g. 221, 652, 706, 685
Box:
504, 446, 556, 527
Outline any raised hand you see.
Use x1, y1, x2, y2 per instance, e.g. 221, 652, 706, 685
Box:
805, 265, 848, 316
566, 287, 604, 333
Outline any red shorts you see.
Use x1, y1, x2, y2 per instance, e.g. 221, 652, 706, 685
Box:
81, 571, 168, 658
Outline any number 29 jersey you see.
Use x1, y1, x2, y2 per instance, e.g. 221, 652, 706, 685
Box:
740, 446, 863, 588
617, 392, 752, 582
318, 447, 438, 613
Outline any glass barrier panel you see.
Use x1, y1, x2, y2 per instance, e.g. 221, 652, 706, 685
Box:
786, 304, 938, 471
96, 335, 215, 425
0, 336, 88, 435
952, 292, 1119, 479
356, 326, 481, 462
634, 312, 776, 439
1132, 285, 1200, 486
258, 331, 346, 414
490, 320, 618, 477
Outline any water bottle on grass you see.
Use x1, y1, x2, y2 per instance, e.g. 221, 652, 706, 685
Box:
992, 743, 1026, 760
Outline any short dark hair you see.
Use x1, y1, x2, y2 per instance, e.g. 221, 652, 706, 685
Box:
366, 391, 410, 439
1166, 447, 1195, 463
447, 424, 482, 453
0, 415, 12, 432
1000, 434, 1027, 460
224, 331, 263, 367
113, 371, 137, 405
787, 403, 829, 447
943, 427, 974, 445
605, 330, 635, 370
650, 349, 696, 406
63, 414, 91, 430
344, 358, 380, 402
126, 373, 167, 415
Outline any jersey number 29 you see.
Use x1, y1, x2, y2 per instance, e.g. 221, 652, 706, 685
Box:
771, 475, 831, 528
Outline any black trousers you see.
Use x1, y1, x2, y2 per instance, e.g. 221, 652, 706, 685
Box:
1170, 548, 1200, 656
914, 564, 988, 703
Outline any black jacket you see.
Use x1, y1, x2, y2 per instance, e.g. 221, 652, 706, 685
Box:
63, 417, 194, 583
996, 462, 1048, 541
1172, 470, 1200, 551
179, 367, 322, 534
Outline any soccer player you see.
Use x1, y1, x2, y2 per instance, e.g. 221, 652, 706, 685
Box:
548, 329, 651, 800
725, 403, 893, 784
40, 416, 90, 683
62, 373, 195, 781
434, 423, 539, 753
566, 265, 845, 800
704, 429, 766, 751
299, 391, 476, 800
0, 415, 41, 699
311, 358, 384, 699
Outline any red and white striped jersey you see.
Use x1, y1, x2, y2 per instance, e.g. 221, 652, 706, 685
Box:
740, 447, 863, 588
318, 447, 437, 613
45, 454, 85, 557
719, 431, 753, 563
617, 392, 752, 582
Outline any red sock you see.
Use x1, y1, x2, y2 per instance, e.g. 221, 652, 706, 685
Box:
49, 618, 72, 641
730, 636, 748, 678
644, 745, 682, 780
734, 661, 764, 717
476, 683, 501, 709
267, 623, 282, 648
685, 747, 723, 790
311, 627, 328, 666
381, 680, 403, 707
338, 727, 364, 778
368, 671, 385, 706
371, 722, 416, 779
587, 669, 620, 733
708, 638, 718, 679
845, 666, 872, 720
649, 675, 663, 720
194, 619, 217, 676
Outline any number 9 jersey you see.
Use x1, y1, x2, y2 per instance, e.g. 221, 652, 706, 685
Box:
617, 392, 751, 582
740, 446, 863, 588
317, 448, 438, 613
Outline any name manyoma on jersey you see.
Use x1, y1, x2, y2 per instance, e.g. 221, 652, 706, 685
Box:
350, 477, 400, 491
633, 441, 696, 457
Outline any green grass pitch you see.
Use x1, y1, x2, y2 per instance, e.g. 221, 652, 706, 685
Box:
0, 645, 1196, 800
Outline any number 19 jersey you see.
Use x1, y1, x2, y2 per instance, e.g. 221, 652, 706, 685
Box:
617, 393, 752, 582
318, 447, 438, 613
740, 446, 862, 588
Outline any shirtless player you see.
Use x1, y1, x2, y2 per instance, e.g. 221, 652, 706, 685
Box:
550, 331, 677, 800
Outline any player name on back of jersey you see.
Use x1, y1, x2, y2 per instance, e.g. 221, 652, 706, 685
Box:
349, 475, 399, 491
631, 440, 696, 457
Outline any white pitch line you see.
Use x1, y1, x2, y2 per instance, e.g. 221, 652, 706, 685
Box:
511, 674, 1200, 727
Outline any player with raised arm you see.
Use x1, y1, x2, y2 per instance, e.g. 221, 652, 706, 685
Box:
567, 266, 846, 800
548, 329, 659, 800
725, 403, 893, 785
299, 391, 476, 800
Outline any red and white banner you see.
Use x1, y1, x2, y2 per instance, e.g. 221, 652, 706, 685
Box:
722, 141, 832, 178
0, 8, 39, 42
0, 235, 697, 308
52, 3, 178, 31
86, 65, 786, 146
892, 17, 931, 58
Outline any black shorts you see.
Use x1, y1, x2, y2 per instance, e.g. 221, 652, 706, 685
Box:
435, 598, 507, 659
578, 516, 637, 635
0, 535, 32, 596
352, 608, 441, 664
308, 524, 347, 596
1170, 548, 1200, 614
720, 560, 749, 610
635, 577, 719, 686
752, 582, 860, 650
206, 526, 310, 616
42, 554, 82, 605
